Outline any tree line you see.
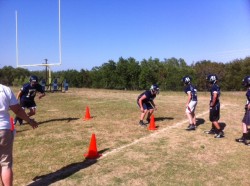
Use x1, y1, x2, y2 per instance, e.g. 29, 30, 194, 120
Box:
1, 57, 249, 91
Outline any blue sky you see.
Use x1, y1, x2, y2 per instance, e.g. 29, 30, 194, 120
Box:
1, 0, 250, 71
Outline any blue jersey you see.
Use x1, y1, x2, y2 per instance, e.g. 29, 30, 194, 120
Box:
137, 90, 156, 103
20, 83, 44, 102
246, 88, 250, 105
210, 84, 220, 104
184, 84, 198, 101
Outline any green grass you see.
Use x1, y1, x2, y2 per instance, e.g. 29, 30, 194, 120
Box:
10, 87, 250, 186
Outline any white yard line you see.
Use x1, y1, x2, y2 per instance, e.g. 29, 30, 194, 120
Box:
101, 105, 224, 159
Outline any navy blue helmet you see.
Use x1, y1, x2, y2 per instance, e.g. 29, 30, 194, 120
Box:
206, 74, 218, 84
150, 84, 160, 94
182, 76, 192, 85
29, 75, 38, 83
242, 75, 250, 87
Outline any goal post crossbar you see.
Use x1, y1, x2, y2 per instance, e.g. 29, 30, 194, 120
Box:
17, 63, 61, 68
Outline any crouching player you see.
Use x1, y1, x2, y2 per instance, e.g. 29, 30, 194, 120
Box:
137, 84, 160, 127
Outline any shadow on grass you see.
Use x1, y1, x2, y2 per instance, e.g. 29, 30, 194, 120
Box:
16, 117, 79, 127
155, 117, 174, 122
38, 117, 79, 125
27, 148, 109, 186
16, 129, 30, 134
219, 122, 226, 130
196, 118, 205, 126
196, 119, 226, 130
15, 118, 80, 133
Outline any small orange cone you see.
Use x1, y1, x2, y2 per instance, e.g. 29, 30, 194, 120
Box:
84, 133, 102, 159
148, 115, 157, 130
10, 117, 15, 131
83, 106, 92, 120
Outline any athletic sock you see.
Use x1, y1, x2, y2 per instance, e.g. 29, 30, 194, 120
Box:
243, 133, 247, 139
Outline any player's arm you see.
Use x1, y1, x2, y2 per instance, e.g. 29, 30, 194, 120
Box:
247, 95, 250, 110
138, 95, 146, 112
37, 85, 46, 99
150, 100, 157, 110
210, 92, 218, 107
16, 90, 22, 100
186, 92, 192, 107
38, 92, 45, 99
10, 104, 38, 129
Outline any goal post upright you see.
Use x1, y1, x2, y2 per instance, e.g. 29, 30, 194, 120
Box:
58, 0, 62, 66
15, 0, 62, 69
15, 10, 19, 68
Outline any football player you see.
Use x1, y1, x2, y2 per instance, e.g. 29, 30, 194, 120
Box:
204, 74, 224, 138
137, 84, 159, 127
14, 75, 45, 125
235, 75, 250, 146
182, 76, 198, 130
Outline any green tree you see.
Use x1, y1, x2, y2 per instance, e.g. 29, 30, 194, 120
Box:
90, 66, 103, 88
192, 60, 226, 91
98, 60, 118, 89
162, 58, 188, 91
126, 57, 140, 90
80, 69, 92, 88
139, 57, 160, 90
116, 57, 140, 90
0, 66, 16, 86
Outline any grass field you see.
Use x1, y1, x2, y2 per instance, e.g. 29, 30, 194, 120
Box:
10, 87, 250, 186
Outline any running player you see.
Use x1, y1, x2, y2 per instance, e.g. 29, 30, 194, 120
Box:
14, 75, 45, 125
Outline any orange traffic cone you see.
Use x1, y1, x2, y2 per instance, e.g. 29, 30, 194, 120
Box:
84, 133, 102, 159
83, 106, 92, 120
10, 117, 15, 131
148, 115, 157, 130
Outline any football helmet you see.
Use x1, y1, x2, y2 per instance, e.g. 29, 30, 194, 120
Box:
150, 84, 160, 94
242, 75, 250, 87
29, 75, 38, 83
182, 76, 192, 85
206, 74, 218, 84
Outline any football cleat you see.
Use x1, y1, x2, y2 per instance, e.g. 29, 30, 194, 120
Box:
235, 137, 246, 143
214, 131, 224, 138
139, 121, 146, 127
186, 124, 195, 131
204, 129, 216, 134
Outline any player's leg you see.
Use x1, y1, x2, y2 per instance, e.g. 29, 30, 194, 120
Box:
186, 101, 197, 130
27, 107, 36, 117
211, 107, 224, 138
14, 107, 25, 125
1, 167, 13, 186
204, 106, 217, 134
139, 103, 148, 126
146, 108, 154, 124
185, 111, 194, 130
139, 110, 148, 126
192, 112, 196, 126
236, 110, 250, 145
16, 100, 29, 125
211, 105, 224, 138
235, 123, 248, 143
0, 130, 13, 186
